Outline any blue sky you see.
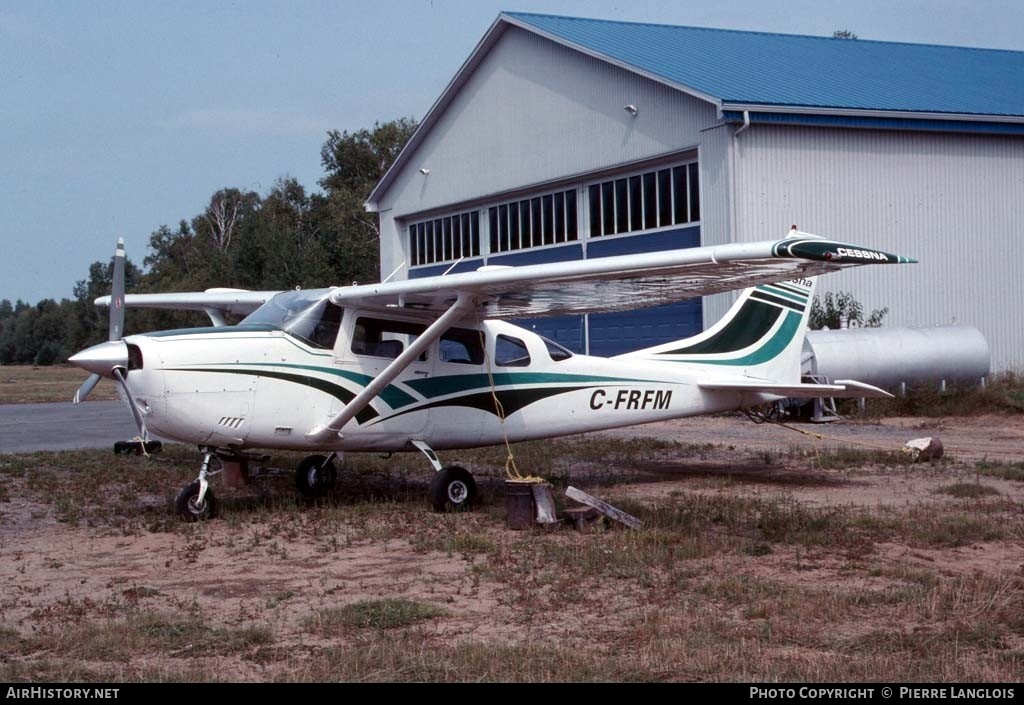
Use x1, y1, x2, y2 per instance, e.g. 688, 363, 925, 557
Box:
3, 0, 1023, 303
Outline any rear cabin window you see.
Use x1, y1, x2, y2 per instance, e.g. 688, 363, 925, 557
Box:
352, 317, 427, 361
495, 335, 531, 367
542, 336, 573, 362
439, 328, 485, 365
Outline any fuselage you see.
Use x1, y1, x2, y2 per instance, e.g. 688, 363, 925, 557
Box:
119, 307, 750, 453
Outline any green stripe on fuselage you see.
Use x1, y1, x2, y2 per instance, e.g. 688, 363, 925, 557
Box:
403, 372, 661, 399
254, 363, 417, 409
369, 386, 588, 425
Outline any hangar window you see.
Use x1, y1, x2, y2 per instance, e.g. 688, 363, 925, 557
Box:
487, 188, 578, 254
409, 210, 480, 267
587, 161, 699, 237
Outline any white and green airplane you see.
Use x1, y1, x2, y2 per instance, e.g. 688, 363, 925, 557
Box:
69, 229, 915, 519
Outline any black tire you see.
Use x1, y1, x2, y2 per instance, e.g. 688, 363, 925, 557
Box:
175, 481, 217, 521
429, 465, 477, 513
295, 455, 338, 498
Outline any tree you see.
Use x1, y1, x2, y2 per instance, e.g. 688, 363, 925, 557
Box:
832, 29, 859, 39
809, 291, 887, 330
314, 118, 418, 285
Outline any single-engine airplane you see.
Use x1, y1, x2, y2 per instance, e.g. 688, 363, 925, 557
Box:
69, 228, 915, 519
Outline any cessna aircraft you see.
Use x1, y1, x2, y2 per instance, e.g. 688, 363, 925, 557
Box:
68, 229, 915, 520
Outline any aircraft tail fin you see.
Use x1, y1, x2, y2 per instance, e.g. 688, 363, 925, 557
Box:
619, 275, 818, 384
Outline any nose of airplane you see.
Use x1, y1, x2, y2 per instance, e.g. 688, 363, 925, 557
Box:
68, 340, 130, 377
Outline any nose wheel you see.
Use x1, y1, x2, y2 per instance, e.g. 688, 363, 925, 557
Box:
175, 449, 220, 521
175, 480, 217, 521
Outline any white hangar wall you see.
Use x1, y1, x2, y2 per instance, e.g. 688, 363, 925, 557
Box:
377, 25, 719, 278
729, 124, 1024, 371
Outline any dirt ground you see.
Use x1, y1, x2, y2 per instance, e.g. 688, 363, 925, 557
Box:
0, 413, 1022, 682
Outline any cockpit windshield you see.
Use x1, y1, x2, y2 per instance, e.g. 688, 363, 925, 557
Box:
240, 289, 342, 349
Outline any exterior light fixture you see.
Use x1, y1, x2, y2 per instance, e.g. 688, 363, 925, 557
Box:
419, 167, 430, 175
624, 104, 638, 117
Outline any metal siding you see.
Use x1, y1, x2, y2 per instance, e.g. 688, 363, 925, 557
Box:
698, 124, 736, 326
377, 27, 717, 221
732, 125, 1024, 371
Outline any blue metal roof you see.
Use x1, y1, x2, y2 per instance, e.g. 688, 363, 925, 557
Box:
504, 12, 1024, 118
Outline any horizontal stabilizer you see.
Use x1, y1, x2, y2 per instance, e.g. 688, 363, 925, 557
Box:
699, 380, 892, 399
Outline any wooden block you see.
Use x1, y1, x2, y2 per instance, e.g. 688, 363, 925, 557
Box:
531, 483, 559, 524
222, 460, 250, 488
566, 486, 641, 529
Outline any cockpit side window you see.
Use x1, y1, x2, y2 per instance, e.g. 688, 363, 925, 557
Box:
439, 328, 485, 365
240, 290, 342, 350
495, 334, 531, 367
309, 303, 344, 349
352, 317, 428, 361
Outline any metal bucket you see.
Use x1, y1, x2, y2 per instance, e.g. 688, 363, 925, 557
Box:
505, 480, 536, 530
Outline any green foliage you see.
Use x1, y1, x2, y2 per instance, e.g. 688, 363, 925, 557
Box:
808, 291, 888, 330
854, 373, 1024, 417
0, 117, 419, 363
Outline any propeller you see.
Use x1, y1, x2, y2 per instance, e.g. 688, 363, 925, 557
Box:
72, 238, 127, 405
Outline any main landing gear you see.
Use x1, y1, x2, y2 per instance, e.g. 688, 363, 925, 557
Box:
410, 440, 478, 513
294, 453, 338, 498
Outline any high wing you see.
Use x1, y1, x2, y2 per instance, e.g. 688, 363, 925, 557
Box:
329, 232, 916, 318
94, 288, 282, 323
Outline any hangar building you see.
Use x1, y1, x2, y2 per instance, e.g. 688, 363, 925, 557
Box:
368, 13, 1024, 370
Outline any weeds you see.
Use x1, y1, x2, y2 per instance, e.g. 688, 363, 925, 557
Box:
976, 459, 1024, 482
304, 599, 447, 634
850, 372, 1024, 417
935, 483, 1000, 499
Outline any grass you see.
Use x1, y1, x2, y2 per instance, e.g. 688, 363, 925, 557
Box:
2, 431, 1023, 682
935, 483, 1001, 499
849, 372, 1024, 418
976, 459, 1024, 482
0, 364, 120, 404
304, 599, 447, 634
5, 612, 272, 661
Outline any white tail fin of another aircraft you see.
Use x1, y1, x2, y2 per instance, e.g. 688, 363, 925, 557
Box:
618, 275, 818, 384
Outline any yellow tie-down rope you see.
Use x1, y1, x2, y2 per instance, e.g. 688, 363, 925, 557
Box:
478, 329, 547, 483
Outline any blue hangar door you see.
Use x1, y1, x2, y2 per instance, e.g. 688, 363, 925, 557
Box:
489, 226, 703, 358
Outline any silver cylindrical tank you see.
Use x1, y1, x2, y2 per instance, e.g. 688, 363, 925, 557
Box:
804, 325, 990, 387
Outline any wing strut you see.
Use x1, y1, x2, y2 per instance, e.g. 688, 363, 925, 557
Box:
305, 292, 477, 444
